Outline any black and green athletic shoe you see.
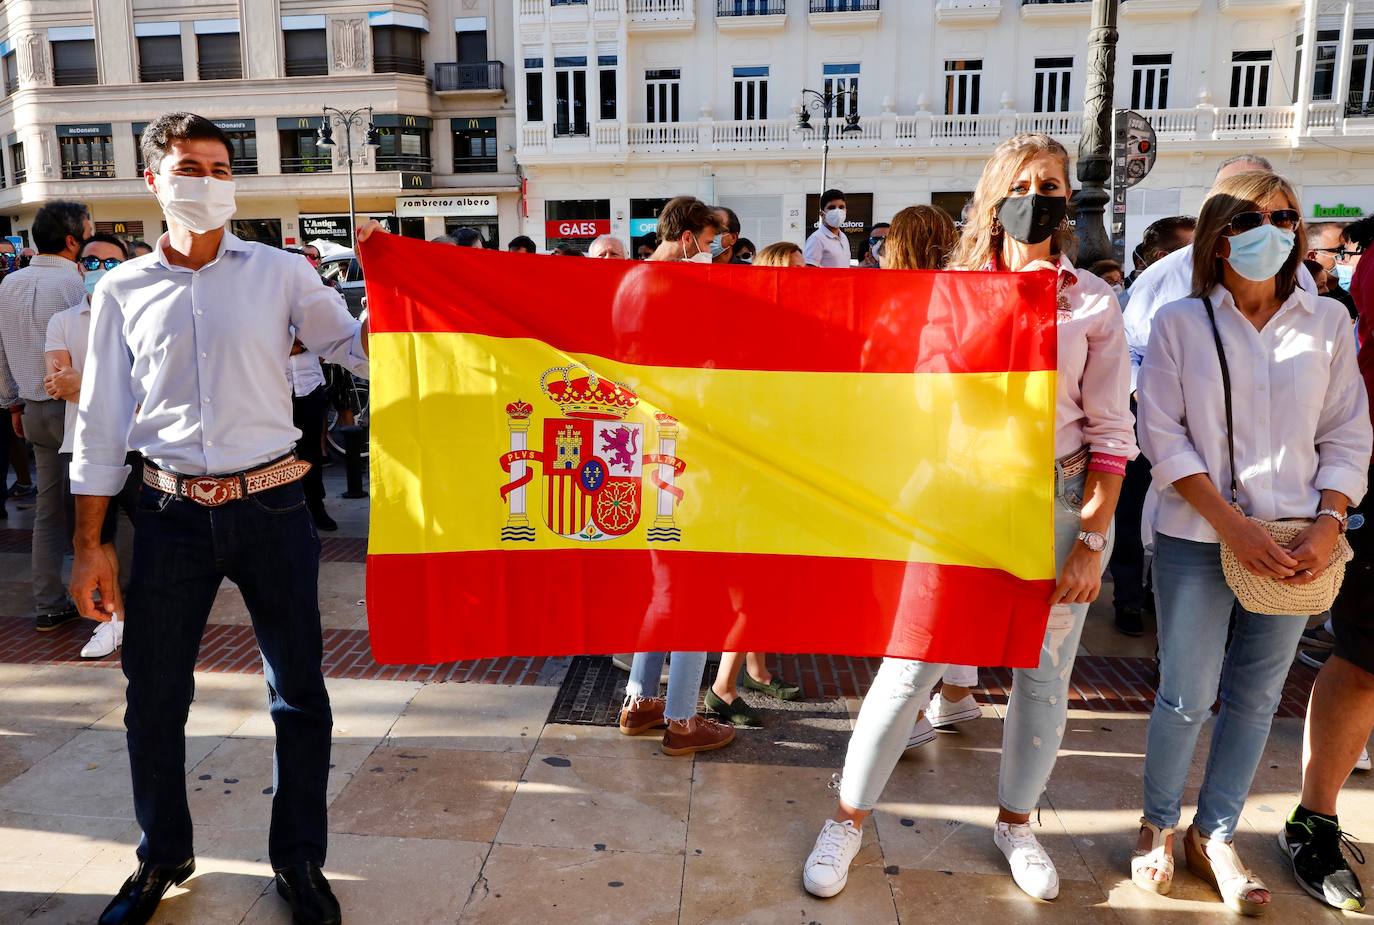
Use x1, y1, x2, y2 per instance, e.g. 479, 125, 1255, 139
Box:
1279, 805, 1366, 912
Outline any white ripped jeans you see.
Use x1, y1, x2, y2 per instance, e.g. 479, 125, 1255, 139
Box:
838, 469, 1111, 813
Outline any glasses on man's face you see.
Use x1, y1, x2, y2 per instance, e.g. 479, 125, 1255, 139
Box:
81, 256, 124, 272
0, 253, 14, 269
868, 236, 886, 247
1226, 209, 1300, 235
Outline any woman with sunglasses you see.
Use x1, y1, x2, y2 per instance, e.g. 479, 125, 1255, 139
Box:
1133, 172, 1371, 914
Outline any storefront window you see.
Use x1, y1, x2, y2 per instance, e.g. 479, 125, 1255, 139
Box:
231, 219, 282, 247
278, 118, 331, 173
544, 199, 611, 254
57, 126, 115, 179
453, 118, 498, 173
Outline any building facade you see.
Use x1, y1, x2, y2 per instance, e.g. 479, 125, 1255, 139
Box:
0, 0, 521, 249
513, 0, 1374, 256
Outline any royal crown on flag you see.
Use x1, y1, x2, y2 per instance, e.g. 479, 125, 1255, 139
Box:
505, 400, 534, 420
539, 364, 639, 421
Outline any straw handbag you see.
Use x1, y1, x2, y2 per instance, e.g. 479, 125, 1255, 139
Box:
1202, 296, 1353, 616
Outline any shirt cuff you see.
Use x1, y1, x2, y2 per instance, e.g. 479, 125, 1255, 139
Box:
1150, 450, 1208, 488
69, 459, 134, 497
1088, 453, 1129, 476
1316, 465, 1369, 508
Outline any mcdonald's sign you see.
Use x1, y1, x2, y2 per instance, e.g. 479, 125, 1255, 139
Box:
113, 222, 127, 234
276, 116, 324, 130
373, 114, 433, 130
400, 172, 432, 190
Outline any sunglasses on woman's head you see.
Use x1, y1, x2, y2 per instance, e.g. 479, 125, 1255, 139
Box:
81, 256, 123, 272
1226, 209, 1300, 235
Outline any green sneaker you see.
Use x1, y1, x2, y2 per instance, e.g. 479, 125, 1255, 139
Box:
703, 689, 762, 727
1280, 805, 1366, 912
741, 672, 802, 701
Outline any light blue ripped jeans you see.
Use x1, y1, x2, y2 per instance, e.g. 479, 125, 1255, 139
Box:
626, 652, 708, 722
838, 469, 1113, 813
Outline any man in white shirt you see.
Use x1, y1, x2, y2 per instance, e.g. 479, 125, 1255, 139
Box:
803, 188, 853, 267
70, 112, 366, 925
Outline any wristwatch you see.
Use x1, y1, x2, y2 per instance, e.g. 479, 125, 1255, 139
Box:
1316, 509, 1349, 533
1077, 530, 1107, 553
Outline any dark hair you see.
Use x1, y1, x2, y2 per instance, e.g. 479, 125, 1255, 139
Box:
731, 237, 756, 261
508, 235, 537, 253
430, 234, 456, 244
821, 188, 845, 210
79, 232, 130, 260
1088, 259, 1123, 278
656, 196, 722, 245
140, 112, 233, 175
451, 227, 484, 248
1303, 258, 1327, 280
867, 223, 890, 235
551, 244, 583, 256
32, 200, 90, 254
713, 205, 741, 236
1343, 215, 1374, 249
1140, 214, 1197, 263
128, 239, 154, 256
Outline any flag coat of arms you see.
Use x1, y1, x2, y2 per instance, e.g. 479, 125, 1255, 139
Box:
361, 233, 1059, 667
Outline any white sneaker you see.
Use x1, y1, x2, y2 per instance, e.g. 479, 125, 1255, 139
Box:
906, 714, 936, 750
927, 692, 982, 729
1357, 747, 1371, 773
80, 617, 122, 659
994, 821, 1060, 901
802, 819, 864, 898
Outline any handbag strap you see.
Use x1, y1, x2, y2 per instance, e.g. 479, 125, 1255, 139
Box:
1201, 295, 1240, 505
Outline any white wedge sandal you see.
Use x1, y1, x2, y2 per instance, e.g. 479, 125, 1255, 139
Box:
1131, 817, 1176, 896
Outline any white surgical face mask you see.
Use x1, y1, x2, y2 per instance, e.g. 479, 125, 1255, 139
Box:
84, 268, 106, 297
155, 174, 237, 234
682, 235, 713, 264
824, 207, 846, 228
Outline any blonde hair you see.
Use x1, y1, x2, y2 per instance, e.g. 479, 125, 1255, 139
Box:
948, 133, 1076, 270
883, 205, 957, 270
755, 241, 803, 267
1191, 171, 1304, 301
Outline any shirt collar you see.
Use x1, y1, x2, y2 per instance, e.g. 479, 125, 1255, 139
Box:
30, 254, 80, 276
1211, 283, 1316, 316
153, 229, 250, 271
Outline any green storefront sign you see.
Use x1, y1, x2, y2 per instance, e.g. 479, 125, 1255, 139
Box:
1312, 203, 1365, 218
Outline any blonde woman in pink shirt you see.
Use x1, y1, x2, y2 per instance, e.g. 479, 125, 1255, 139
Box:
801, 133, 1136, 902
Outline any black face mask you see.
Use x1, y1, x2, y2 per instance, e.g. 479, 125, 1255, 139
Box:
996, 194, 1068, 245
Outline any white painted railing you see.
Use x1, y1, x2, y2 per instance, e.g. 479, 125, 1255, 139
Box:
627, 122, 698, 146
712, 118, 793, 146
1016, 111, 1084, 136
593, 0, 622, 12
518, 0, 545, 15
927, 113, 1003, 144
1135, 108, 1199, 135
1215, 106, 1295, 133
522, 123, 548, 147
627, 0, 688, 12
1307, 101, 1340, 129
594, 122, 622, 144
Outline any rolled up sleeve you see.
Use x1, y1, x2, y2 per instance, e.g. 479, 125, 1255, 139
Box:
1313, 315, 1373, 505
289, 260, 368, 380
1138, 315, 1208, 488
70, 288, 134, 496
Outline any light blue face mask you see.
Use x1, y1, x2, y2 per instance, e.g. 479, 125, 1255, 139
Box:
1225, 224, 1295, 282
83, 268, 106, 297
1333, 262, 1355, 291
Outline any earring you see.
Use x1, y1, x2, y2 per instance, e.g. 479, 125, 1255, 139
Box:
1057, 214, 1072, 231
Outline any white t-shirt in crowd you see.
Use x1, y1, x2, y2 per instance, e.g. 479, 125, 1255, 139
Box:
44, 300, 89, 454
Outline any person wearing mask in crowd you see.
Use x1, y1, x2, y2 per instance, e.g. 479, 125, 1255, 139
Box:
860, 222, 890, 268
0, 200, 92, 632
804, 189, 852, 268
1306, 222, 1359, 320
731, 238, 756, 264
1277, 212, 1374, 912
1089, 259, 1125, 293
1132, 172, 1371, 915
70, 112, 368, 925
754, 242, 805, 268
450, 227, 485, 249
1119, 216, 1197, 311
622, 195, 735, 756
43, 233, 136, 659
803, 134, 1135, 903
635, 237, 655, 261
711, 205, 740, 264
588, 235, 628, 259
507, 235, 537, 254
128, 240, 154, 258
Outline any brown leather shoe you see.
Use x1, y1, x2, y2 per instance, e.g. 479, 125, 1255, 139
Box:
619, 696, 668, 736
661, 715, 736, 756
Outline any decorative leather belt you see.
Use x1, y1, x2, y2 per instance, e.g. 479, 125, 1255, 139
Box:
143, 455, 313, 508
1057, 446, 1091, 479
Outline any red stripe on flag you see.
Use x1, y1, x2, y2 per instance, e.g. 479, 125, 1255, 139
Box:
366, 550, 1055, 668
360, 233, 1056, 375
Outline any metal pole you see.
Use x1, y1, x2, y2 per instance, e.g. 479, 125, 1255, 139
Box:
1072, 0, 1120, 268
344, 117, 357, 244
820, 100, 830, 204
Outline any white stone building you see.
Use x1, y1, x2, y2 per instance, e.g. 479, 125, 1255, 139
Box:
513, 0, 1374, 257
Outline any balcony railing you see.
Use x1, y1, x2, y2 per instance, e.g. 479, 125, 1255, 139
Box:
1016, 111, 1083, 136
61, 161, 116, 179
281, 155, 332, 174
554, 121, 590, 137
434, 61, 504, 92
232, 157, 258, 175
285, 56, 329, 77
373, 55, 424, 76
453, 154, 499, 173
198, 62, 242, 80
629, 0, 689, 12
717, 0, 786, 14
628, 122, 698, 146
13, 167, 25, 184
810, 0, 880, 10
138, 63, 183, 82
375, 154, 433, 172
53, 67, 98, 86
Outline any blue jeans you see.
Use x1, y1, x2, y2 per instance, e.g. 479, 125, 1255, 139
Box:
122, 480, 331, 868
626, 652, 707, 721
1142, 533, 1308, 840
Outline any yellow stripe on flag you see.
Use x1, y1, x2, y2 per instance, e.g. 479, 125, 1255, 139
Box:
369, 333, 1057, 579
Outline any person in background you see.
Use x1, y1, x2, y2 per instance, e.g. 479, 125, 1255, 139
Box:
587, 235, 628, 259
754, 242, 805, 268
860, 222, 891, 268
622, 195, 735, 756
1307, 222, 1358, 320
300, 242, 323, 269
635, 237, 655, 261
450, 227, 485, 249
128, 240, 154, 258
731, 238, 756, 264
1119, 216, 1197, 311
1089, 259, 1125, 293
0, 199, 92, 633
44, 232, 136, 659
804, 189, 852, 267
711, 205, 740, 264
1133, 171, 1370, 915
550, 244, 583, 256
507, 235, 537, 254
0, 235, 23, 521
287, 251, 337, 532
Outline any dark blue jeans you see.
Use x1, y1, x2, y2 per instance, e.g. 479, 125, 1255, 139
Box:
122, 480, 330, 869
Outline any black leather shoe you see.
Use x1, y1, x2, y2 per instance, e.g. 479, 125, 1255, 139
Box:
1114, 605, 1145, 637
35, 607, 80, 632
98, 858, 195, 925
275, 862, 341, 925
310, 507, 339, 532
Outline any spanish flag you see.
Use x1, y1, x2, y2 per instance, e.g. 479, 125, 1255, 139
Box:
361, 233, 1058, 667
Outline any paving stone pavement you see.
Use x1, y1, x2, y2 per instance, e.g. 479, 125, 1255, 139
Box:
0, 470, 1370, 923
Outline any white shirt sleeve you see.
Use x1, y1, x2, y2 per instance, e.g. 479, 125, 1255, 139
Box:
802, 230, 824, 267
1080, 296, 1138, 459
44, 309, 69, 354
287, 255, 369, 380
70, 286, 135, 496
1137, 304, 1209, 489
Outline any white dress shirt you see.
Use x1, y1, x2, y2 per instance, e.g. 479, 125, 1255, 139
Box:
287, 348, 327, 398
803, 225, 851, 267
1123, 244, 1316, 389
71, 232, 368, 497
1138, 286, 1371, 544
0, 255, 87, 406
44, 300, 90, 454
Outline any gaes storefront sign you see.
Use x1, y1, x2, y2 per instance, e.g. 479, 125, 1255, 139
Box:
545, 219, 610, 239
1313, 203, 1365, 218
397, 195, 498, 218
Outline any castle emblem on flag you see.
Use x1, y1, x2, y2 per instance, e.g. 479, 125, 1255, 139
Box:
499, 364, 686, 543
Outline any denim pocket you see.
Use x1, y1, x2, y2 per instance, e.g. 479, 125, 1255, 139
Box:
248, 482, 307, 514
136, 485, 173, 514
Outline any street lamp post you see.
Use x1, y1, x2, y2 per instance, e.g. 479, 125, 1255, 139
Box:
317, 106, 380, 243
1073, 0, 1120, 267
794, 87, 862, 207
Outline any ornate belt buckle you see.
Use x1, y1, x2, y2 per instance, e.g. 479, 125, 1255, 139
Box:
185, 476, 232, 507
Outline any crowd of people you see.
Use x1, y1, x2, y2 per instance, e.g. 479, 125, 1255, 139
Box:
0, 110, 1370, 925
